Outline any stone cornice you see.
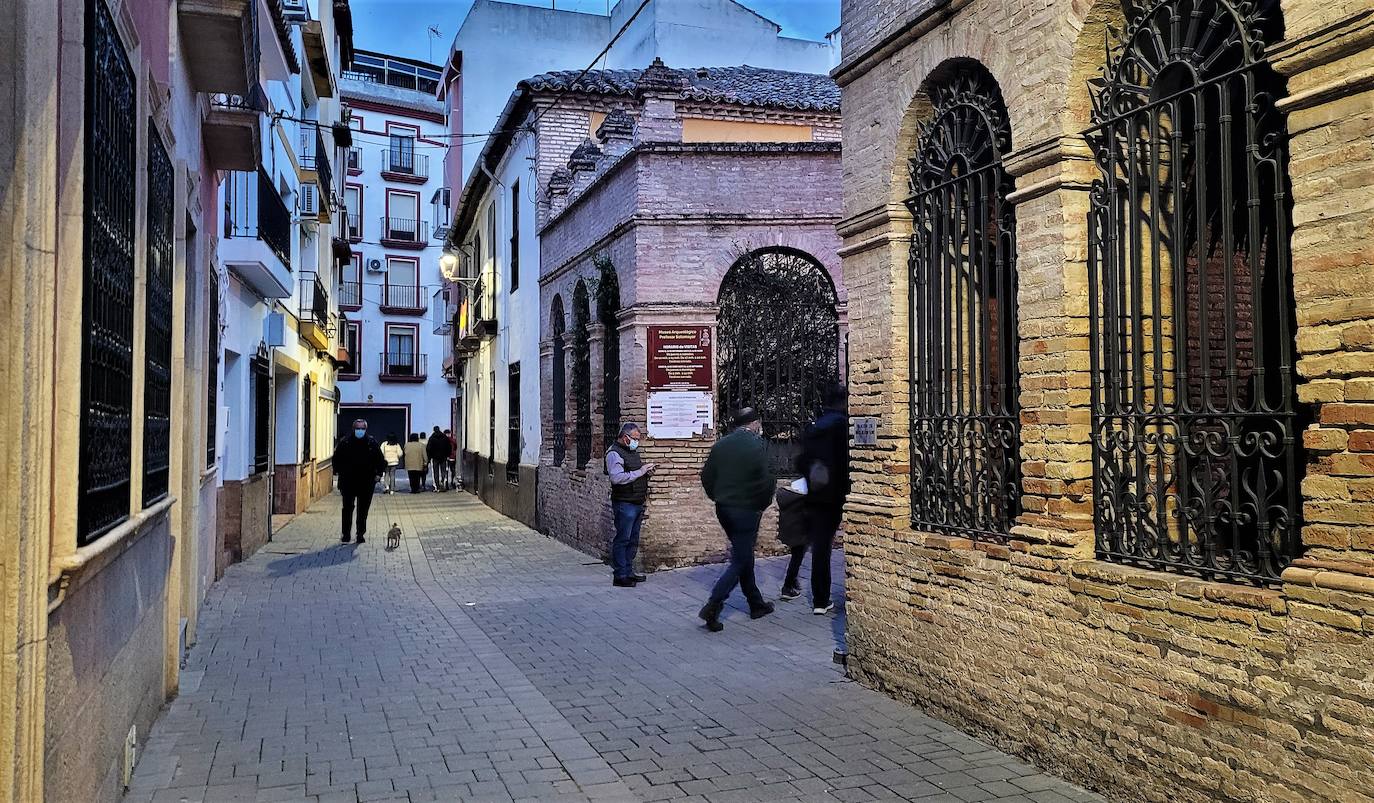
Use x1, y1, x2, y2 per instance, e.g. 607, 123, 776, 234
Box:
831, 0, 971, 88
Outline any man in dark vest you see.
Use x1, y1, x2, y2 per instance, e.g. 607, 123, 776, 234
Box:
606, 422, 656, 587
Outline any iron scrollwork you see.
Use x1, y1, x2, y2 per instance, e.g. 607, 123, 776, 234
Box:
79, 0, 137, 543
597, 257, 622, 456
551, 295, 567, 466
1084, 0, 1303, 584
717, 247, 840, 476
572, 282, 593, 469
143, 127, 174, 507
905, 66, 1021, 542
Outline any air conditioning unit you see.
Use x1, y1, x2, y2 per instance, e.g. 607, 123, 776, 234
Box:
298, 184, 318, 219
366, 258, 384, 273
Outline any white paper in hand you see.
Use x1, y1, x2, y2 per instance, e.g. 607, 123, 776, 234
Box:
789, 477, 809, 495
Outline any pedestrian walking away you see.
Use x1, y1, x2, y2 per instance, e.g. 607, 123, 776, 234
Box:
606, 422, 656, 587
698, 407, 776, 631
427, 426, 452, 492
333, 418, 386, 544
445, 428, 460, 490
380, 433, 403, 494
782, 383, 850, 615
403, 433, 427, 493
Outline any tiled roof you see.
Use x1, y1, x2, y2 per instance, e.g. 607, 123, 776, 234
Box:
519, 64, 840, 112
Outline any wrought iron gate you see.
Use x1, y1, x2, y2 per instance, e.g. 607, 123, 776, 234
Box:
551, 295, 567, 466
572, 282, 592, 468
906, 66, 1021, 542
1085, 0, 1302, 584
598, 259, 621, 455
716, 247, 839, 475
79, 0, 137, 543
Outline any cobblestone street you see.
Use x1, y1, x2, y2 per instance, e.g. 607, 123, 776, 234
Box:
126, 491, 1104, 803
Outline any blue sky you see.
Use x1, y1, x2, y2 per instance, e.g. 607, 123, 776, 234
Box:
346, 0, 841, 65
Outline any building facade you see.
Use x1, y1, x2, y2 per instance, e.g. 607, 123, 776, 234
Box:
439, 0, 840, 192
336, 51, 454, 445
835, 0, 1374, 801
448, 60, 845, 558
0, 0, 350, 799
216, 0, 351, 566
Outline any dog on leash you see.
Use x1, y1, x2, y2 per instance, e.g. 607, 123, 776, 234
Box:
386, 523, 402, 551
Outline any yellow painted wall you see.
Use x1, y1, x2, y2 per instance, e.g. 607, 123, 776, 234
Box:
681, 118, 813, 143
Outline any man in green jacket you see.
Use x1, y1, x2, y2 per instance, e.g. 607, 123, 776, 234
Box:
698, 407, 776, 632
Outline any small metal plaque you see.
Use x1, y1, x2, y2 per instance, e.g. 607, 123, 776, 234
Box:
853, 417, 878, 446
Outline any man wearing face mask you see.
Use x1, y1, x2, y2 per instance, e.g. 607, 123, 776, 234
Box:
332, 418, 386, 544
605, 422, 656, 587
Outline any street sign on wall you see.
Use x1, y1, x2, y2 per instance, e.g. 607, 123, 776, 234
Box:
646, 325, 714, 438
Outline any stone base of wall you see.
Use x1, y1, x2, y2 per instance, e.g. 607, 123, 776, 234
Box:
44, 519, 170, 803
536, 439, 794, 572
465, 451, 538, 529
272, 463, 297, 514
217, 473, 271, 574
272, 460, 333, 515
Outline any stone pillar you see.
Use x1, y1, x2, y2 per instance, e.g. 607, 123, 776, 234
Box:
633, 58, 685, 144
543, 167, 572, 223
1271, 9, 1374, 574
567, 140, 603, 200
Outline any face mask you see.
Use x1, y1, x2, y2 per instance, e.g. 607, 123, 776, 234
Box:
354, 429, 366, 439
628, 439, 640, 451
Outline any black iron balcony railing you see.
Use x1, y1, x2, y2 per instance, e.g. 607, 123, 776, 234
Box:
380, 352, 427, 380
382, 147, 428, 179
339, 279, 361, 308
345, 212, 361, 241
224, 167, 291, 269
382, 283, 424, 312
298, 126, 333, 195
381, 216, 427, 244
299, 272, 328, 328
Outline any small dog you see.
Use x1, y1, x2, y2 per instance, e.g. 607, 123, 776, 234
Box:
386, 522, 402, 551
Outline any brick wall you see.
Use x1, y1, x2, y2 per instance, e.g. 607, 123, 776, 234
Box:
837, 2, 1374, 802
537, 108, 844, 569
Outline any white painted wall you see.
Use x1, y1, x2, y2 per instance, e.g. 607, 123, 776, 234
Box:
338, 77, 453, 437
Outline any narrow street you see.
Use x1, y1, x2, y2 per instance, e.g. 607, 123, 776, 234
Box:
126, 491, 1103, 803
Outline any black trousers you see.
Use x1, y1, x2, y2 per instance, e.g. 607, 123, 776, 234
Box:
783, 503, 841, 606
341, 486, 374, 538
407, 470, 424, 493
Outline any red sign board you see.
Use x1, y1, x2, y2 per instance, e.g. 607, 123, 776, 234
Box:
647, 326, 713, 391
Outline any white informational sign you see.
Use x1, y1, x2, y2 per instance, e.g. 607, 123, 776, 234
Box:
647, 391, 713, 439
853, 417, 879, 446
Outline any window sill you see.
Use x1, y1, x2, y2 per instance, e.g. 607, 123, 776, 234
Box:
1068, 559, 1287, 612
49, 496, 176, 608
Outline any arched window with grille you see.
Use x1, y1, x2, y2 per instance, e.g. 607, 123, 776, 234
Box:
550, 294, 567, 466
717, 247, 839, 476
572, 281, 592, 468
906, 64, 1020, 542
597, 258, 621, 454
1085, 0, 1302, 584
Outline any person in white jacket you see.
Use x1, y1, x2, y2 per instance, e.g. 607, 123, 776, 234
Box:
380, 433, 404, 494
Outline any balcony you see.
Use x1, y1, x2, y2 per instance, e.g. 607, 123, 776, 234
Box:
298, 273, 331, 351
298, 126, 333, 220
178, 0, 258, 94
204, 84, 266, 171
344, 212, 361, 242
431, 187, 451, 241
380, 216, 428, 250
380, 148, 428, 183
380, 352, 427, 382
432, 287, 454, 335
338, 279, 361, 309
346, 147, 362, 175
381, 284, 425, 314
471, 278, 498, 339
222, 168, 292, 298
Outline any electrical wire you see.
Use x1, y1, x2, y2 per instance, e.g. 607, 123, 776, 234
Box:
528, 0, 652, 129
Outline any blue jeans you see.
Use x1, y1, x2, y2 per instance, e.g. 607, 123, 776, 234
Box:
708, 505, 765, 608
611, 501, 645, 579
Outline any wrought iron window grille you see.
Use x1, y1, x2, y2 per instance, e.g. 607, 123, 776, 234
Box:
1084, 0, 1303, 585
143, 126, 175, 507
905, 66, 1022, 543
717, 247, 840, 477
572, 282, 593, 469
79, 0, 137, 544
251, 351, 271, 475
508, 363, 521, 483
597, 258, 621, 456
551, 295, 567, 467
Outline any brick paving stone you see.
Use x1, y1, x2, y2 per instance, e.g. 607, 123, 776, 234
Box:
126, 491, 1105, 802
